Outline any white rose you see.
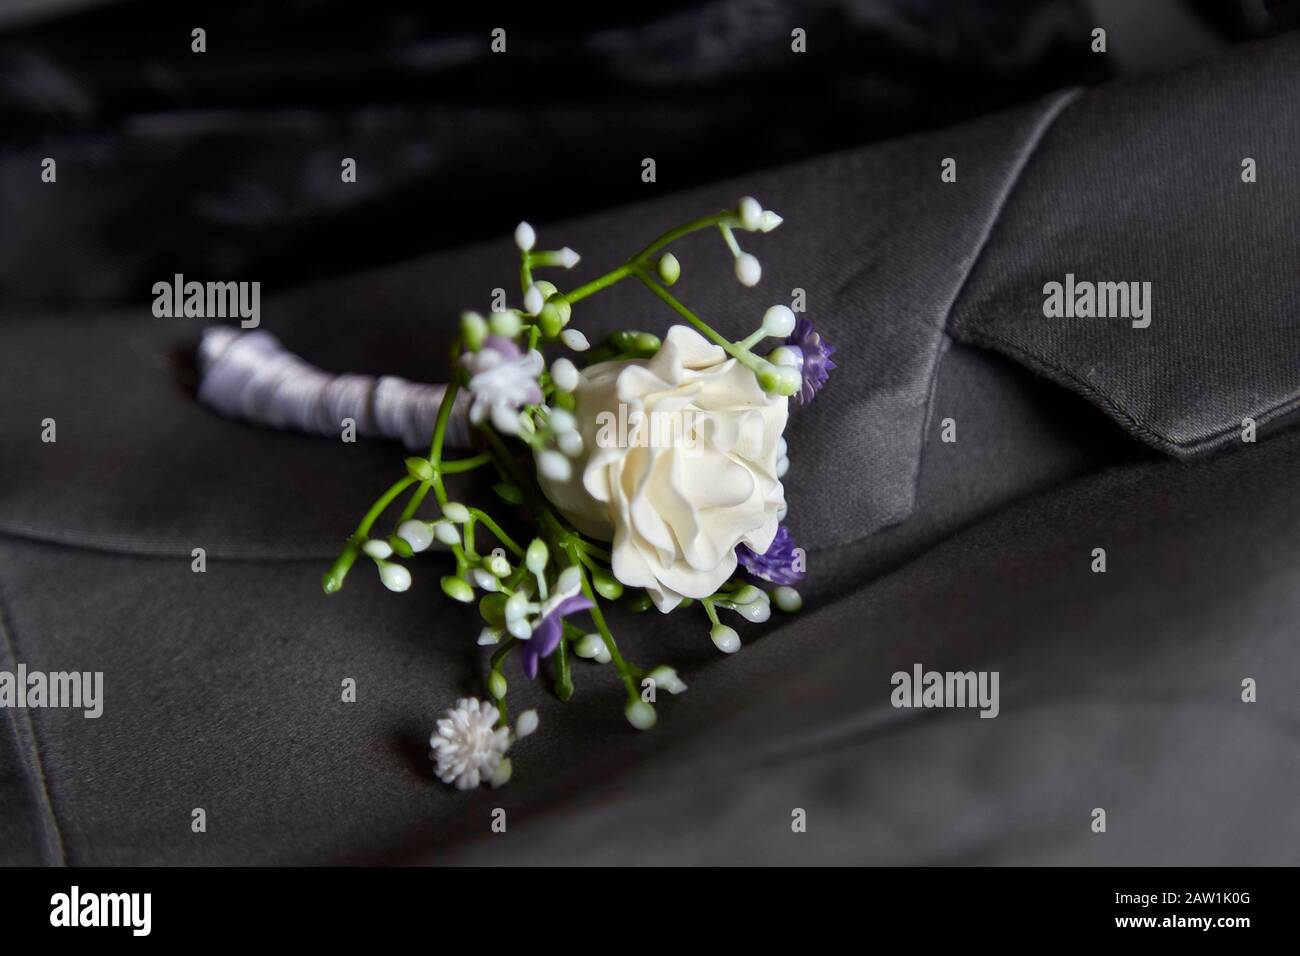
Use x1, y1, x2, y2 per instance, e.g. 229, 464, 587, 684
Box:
537, 325, 787, 611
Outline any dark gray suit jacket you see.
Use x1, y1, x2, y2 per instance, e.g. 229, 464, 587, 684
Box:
2, 34, 1299, 865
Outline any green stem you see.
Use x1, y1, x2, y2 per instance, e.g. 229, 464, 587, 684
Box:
562, 210, 740, 306
397, 481, 431, 524
633, 269, 759, 368
718, 222, 741, 257
490, 638, 517, 726
322, 474, 417, 593
463, 515, 478, 558
428, 377, 461, 464
468, 508, 525, 558
563, 264, 632, 304
440, 452, 491, 474
630, 210, 738, 266
702, 597, 722, 628
577, 539, 612, 562
554, 630, 573, 701
565, 542, 637, 699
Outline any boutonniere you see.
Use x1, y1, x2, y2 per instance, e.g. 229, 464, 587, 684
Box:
316, 197, 835, 789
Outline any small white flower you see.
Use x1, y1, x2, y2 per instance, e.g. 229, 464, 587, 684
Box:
537, 448, 571, 482
429, 698, 511, 790
396, 520, 433, 553
560, 328, 590, 352
461, 310, 488, 349
550, 357, 580, 392
710, 623, 741, 653
537, 565, 583, 619
523, 284, 545, 316
362, 539, 393, 560
558, 247, 581, 269
514, 221, 536, 252
377, 560, 411, 592
738, 196, 763, 231
771, 586, 802, 612
433, 520, 461, 546
735, 252, 761, 287
477, 626, 503, 646
515, 709, 539, 738
759, 210, 783, 233
472, 567, 500, 592
525, 538, 549, 576
625, 699, 657, 730
488, 310, 522, 338
442, 501, 471, 523
549, 408, 576, 434
647, 666, 687, 695
721, 593, 770, 623
574, 633, 605, 659
505, 589, 530, 623
557, 430, 583, 458
761, 305, 796, 338
463, 340, 544, 436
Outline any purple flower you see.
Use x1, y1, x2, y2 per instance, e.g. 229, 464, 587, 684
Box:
736, 524, 804, 585
520, 594, 593, 680
779, 318, 836, 404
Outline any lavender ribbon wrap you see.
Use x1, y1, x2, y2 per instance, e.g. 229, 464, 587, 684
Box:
196, 326, 471, 450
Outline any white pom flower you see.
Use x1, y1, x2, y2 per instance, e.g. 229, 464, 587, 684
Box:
429, 698, 511, 790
